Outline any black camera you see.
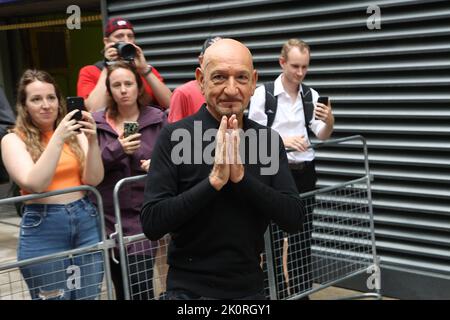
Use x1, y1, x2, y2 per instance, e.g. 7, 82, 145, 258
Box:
113, 42, 136, 61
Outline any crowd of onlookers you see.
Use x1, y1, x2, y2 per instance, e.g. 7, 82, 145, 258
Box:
0, 17, 333, 300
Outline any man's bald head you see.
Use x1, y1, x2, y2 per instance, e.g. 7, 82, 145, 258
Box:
201, 38, 254, 71
196, 38, 258, 122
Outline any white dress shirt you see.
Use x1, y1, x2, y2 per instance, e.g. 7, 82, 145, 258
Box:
248, 74, 326, 163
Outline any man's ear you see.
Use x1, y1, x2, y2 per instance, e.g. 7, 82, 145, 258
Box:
279, 56, 286, 69
195, 67, 205, 94
103, 37, 110, 47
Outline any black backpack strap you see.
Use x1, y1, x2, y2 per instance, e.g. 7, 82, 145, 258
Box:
264, 81, 277, 127
94, 60, 105, 70
251, 81, 314, 134
300, 83, 314, 137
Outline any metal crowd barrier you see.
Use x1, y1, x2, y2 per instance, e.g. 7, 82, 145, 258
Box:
263, 135, 381, 300
111, 135, 380, 300
0, 186, 114, 300
112, 175, 169, 300
1, 134, 380, 300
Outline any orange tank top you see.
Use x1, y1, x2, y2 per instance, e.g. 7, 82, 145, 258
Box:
21, 131, 83, 195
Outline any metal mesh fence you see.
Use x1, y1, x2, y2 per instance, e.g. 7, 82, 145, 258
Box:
113, 177, 377, 301
0, 186, 114, 300
0, 266, 30, 300
0, 136, 378, 300
262, 178, 376, 300
123, 234, 170, 300
0, 180, 377, 300
0, 250, 107, 300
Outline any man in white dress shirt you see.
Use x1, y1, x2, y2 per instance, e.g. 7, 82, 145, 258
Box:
248, 38, 334, 299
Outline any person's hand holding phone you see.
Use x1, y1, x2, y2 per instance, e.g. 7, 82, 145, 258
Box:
54, 110, 83, 143
119, 121, 141, 155
119, 133, 141, 155
77, 111, 98, 143
315, 96, 333, 125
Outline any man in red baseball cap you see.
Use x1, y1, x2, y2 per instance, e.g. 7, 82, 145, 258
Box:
77, 17, 172, 112
103, 17, 135, 37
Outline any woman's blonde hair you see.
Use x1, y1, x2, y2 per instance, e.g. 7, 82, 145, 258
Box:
13, 69, 85, 171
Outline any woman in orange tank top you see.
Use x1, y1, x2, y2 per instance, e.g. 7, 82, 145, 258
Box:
1, 69, 104, 300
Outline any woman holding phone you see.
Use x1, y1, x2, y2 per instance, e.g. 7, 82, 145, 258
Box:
1, 69, 104, 300
92, 61, 166, 299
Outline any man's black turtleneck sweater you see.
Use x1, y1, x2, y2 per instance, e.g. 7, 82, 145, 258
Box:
141, 105, 305, 299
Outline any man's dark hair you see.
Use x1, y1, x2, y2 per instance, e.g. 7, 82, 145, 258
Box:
199, 36, 222, 56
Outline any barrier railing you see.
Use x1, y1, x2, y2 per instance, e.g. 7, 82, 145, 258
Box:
1, 135, 380, 300
263, 135, 380, 300
0, 185, 114, 300
112, 175, 169, 300
111, 135, 380, 300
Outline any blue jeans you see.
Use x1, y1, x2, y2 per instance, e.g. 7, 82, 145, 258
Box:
17, 196, 104, 300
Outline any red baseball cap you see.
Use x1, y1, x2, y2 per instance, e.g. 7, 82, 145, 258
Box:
104, 17, 134, 37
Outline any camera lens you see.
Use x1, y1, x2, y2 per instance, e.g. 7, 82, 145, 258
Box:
114, 42, 136, 61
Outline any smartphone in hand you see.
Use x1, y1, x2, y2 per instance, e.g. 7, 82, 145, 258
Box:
315, 96, 329, 120
123, 121, 139, 138
66, 97, 84, 131
66, 96, 84, 121
317, 96, 329, 106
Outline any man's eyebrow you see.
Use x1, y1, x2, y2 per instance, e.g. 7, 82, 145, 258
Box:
210, 69, 229, 75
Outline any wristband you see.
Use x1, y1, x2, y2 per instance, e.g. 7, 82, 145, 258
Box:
143, 65, 153, 77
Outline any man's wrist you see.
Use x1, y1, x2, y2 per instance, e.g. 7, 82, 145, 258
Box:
326, 115, 335, 127
141, 65, 153, 77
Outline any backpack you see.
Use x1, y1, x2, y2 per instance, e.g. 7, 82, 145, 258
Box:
94, 60, 105, 70
250, 81, 315, 136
